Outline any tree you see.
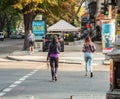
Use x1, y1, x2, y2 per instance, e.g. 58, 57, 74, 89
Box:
12, 0, 78, 50
0, 0, 22, 37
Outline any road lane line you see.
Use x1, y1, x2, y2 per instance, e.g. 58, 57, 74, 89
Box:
22, 75, 29, 79
0, 64, 46, 97
19, 78, 26, 81
9, 84, 17, 88
27, 73, 33, 76
0, 72, 32, 97
14, 81, 22, 84
3, 88, 12, 92
0, 93, 6, 96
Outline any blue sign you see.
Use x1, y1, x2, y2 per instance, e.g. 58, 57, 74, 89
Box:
32, 21, 46, 40
102, 23, 112, 50
102, 24, 110, 34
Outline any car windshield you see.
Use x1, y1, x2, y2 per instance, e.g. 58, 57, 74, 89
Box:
45, 34, 62, 40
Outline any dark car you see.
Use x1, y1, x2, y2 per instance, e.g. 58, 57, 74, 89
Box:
42, 33, 64, 52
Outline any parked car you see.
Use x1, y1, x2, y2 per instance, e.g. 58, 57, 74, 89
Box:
10, 34, 17, 39
42, 33, 64, 52
16, 33, 24, 39
0, 32, 5, 41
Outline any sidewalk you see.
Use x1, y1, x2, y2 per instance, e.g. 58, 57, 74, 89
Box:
7, 50, 106, 65
5, 41, 110, 65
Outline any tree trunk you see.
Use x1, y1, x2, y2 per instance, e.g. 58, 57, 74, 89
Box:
0, 15, 6, 32
6, 22, 10, 37
23, 13, 34, 50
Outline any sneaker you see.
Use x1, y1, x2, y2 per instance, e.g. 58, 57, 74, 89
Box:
52, 78, 55, 82
55, 76, 57, 81
90, 72, 93, 78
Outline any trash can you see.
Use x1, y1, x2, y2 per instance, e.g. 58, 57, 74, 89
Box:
106, 43, 120, 99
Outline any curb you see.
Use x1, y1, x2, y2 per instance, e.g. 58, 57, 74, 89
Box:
6, 56, 82, 64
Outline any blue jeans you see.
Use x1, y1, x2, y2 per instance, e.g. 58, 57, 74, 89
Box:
84, 52, 93, 73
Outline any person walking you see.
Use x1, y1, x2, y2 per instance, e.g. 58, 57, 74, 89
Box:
28, 30, 35, 54
47, 36, 61, 81
82, 36, 96, 77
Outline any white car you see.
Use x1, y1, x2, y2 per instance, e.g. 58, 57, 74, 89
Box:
0, 32, 5, 41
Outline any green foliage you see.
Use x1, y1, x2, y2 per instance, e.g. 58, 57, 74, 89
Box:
12, 0, 78, 25
0, 0, 22, 33
0, 0, 79, 49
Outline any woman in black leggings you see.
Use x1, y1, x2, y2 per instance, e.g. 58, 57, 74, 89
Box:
47, 36, 61, 81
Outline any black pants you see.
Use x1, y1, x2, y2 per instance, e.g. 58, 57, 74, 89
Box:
50, 57, 59, 79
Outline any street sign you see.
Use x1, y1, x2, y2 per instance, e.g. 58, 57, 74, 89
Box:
32, 21, 46, 40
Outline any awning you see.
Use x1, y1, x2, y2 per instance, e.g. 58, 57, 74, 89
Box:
47, 20, 78, 32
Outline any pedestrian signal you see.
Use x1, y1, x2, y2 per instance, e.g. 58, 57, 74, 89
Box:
86, 24, 90, 28
101, 3, 109, 15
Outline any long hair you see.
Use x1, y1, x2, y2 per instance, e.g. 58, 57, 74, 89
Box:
84, 36, 92, 44
52, 36, 58, 44
50, 37, 58, 52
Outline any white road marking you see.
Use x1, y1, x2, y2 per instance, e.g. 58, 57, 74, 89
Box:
9, 84, 17, 88
22, 76, 29, 79
0, 65, 46, 97
0, 93, 6, 96
3, 88, 12, 92
14, 81, 22, 84
27, 73, 33, 76
34, 70, 38, 72
19, 78, 26, 81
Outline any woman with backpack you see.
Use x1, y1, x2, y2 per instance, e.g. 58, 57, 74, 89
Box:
82, 36, 96, 78
47, 36, 61, 81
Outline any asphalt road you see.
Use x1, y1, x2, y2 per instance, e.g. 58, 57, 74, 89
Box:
0, 39, 23, 57
0, 39, 108, 99
0, 61, 109, 99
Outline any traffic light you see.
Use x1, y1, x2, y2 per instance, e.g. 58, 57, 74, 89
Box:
86, 23, 90, 29
88, 1, 97, 15
104, 7, 109, 15
81, 17, 88, 27
101, 3, 109, 15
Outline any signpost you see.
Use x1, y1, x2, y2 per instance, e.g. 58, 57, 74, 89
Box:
32, 20, 46, 41
32, 20, 46, 51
